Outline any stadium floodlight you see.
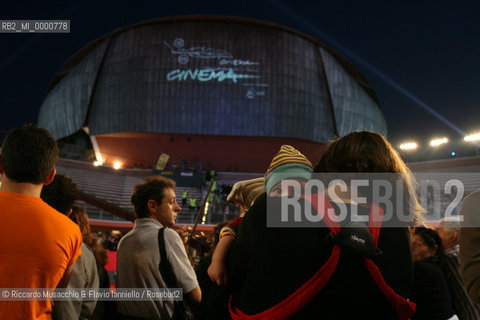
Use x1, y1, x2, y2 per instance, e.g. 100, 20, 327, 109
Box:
113, 162, 121, 170
399, 142, 418, 150
430, 137, 448, 147
93, 154, 104, 167
464, 133, 480, 142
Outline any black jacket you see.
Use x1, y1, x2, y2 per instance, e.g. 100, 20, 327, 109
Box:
411, 258, 455, 320
227, 193, 413, 319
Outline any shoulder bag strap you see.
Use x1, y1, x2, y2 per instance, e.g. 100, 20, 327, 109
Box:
158, 227, 176, 288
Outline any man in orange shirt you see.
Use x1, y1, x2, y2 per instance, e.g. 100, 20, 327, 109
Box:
0, 124, 83, 320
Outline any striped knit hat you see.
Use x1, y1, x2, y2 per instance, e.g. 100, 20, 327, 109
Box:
264, 145, 313, 194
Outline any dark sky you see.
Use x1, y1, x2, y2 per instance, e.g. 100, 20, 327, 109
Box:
1, 0, 479, 152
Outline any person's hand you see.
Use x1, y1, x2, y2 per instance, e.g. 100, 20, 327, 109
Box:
208, 259, 228, 286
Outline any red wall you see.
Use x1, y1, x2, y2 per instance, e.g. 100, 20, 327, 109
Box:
95, 132, 327, 173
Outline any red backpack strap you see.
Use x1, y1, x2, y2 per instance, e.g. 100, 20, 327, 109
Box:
229, 193, 341, 320
364, 203, 416, 320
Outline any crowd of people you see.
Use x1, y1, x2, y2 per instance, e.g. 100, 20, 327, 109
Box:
2, 124, 480, 319
180, 184, 242, 221
95, 231, 125, 252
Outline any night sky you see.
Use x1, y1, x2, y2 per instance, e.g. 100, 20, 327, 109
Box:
1, 0, 479, 157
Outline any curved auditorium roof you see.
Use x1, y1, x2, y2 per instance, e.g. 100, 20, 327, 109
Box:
38, 16, 387, 142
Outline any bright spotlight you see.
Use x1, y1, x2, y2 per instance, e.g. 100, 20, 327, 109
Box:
94, 154, 104, 166
464, 133, 480, 142
113, 162, 121, 170
430, 137, 448, 147
399, 142, 418, 150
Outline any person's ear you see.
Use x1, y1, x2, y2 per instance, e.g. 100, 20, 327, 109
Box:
432, 244, 438, 256
0, 155, 4, 174
147, 199, 158, 213
44, 168, 56, 185
450, 231, 458, 243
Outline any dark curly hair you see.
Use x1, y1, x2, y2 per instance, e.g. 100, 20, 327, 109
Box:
41, 173, 78, 215
414, 226, 445, 257
131, 176, 176, 219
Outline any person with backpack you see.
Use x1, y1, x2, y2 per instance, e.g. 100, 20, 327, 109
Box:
227, 131, 422, 320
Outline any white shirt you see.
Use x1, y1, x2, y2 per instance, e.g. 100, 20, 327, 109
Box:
116, 218, 198, 319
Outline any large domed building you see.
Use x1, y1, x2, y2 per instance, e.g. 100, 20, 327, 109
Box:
38, 16, 386, 172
